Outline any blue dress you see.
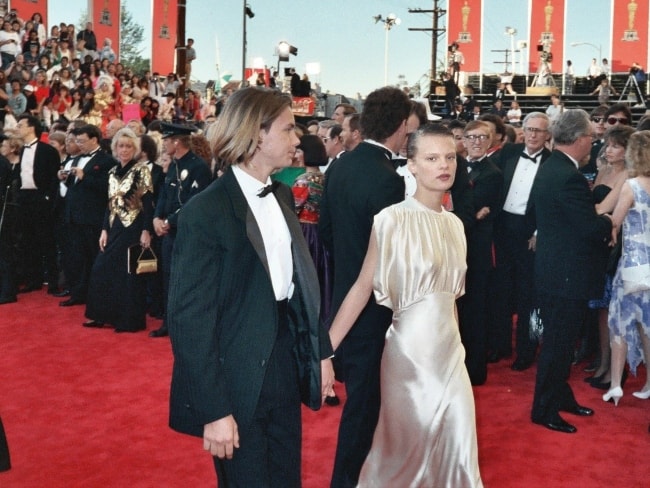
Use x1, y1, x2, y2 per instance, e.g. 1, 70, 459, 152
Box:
608, 178, 650, 374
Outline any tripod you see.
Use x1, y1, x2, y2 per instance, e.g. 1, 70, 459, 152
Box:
618, 75, 647, 108
531, 61, 555, 88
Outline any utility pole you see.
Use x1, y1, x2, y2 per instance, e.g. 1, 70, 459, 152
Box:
408, 0, 446, 95
175, 0, 187, 96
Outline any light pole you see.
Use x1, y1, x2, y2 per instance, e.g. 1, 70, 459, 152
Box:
570, 41, 602, 66
505, 27, 517, 74
374, 14, 401, 86
242, 2, 254, 86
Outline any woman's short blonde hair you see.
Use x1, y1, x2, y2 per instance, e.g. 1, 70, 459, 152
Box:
626, 130, 650, 177
208, 87, 292, 167
4, 135, 24, 155
111, 127, 141, 158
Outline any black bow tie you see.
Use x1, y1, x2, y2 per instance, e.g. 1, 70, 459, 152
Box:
258, 181, 280, 198
393, 157, 407, 168
24, 141, 37, 149
467, 159, 482, 171
520, 152, 539, 163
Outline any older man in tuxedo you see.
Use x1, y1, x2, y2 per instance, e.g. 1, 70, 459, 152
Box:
14, 114, 60, 294
527, 109, 612, 434
319, 86, 410, 488
167, 87, 334, 487
489, 112, 551, 370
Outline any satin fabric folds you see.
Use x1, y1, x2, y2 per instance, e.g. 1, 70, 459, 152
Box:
358, 197, 483, 488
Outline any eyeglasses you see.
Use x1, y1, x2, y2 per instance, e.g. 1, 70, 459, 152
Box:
607, 117, 629, 125
321, 137, 330, 143
591, 117, 605, 123
523, 127, 548, 134
463, 134, 489, 142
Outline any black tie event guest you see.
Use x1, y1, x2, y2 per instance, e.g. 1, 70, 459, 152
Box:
83, 128, 154, 333
457, 121, 503, 386
148, 122, 212, 338
489, 112, 551, 370
14, 114, 60, 294
319, 86, 410, 488
167, 87, 334, 487
0, 414, 9, 472
59, 124, 116, 307
328, 124, 482, 487
0, 136, 22, 305
527, 110, 612, 434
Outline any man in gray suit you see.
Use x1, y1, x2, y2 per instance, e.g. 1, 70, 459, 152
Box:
167, 87, 334, 487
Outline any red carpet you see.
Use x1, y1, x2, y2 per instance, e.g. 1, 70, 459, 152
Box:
1, 290, 648, 487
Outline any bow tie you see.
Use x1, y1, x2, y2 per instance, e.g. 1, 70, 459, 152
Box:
258, 181, 280, 198
467, 159, 482, 171
24, 141, 37, 149
393, 157, 407, 168
520, 152, 539, 163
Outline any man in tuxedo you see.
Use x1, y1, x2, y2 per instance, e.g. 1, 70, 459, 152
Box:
59, 124, 116, 307
527, 109, 612, 434
457, 120, 503, 386
14, 114, 60, 294
167, 87, 334, 486
319, 86, 410, 488
489, 112, 551, 370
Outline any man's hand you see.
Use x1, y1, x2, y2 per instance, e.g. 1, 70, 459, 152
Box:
203, 415, 240, 459
475, 206, 490, 220
527, 235, 537, 252
321, 358, 335, 405
153, 217, 169, 237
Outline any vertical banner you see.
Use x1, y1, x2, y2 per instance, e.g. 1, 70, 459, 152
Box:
611, 0, 648, 72
447, 0, 482, 73
152, 0, 177, 75
89, 0, 121, 61
529, 0, 565, 74
11, 0, 48, 28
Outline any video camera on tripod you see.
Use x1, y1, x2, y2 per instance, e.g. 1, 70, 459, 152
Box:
540, 51, 553, 63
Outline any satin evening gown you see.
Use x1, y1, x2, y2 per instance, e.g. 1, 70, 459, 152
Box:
358, 197, 483, 488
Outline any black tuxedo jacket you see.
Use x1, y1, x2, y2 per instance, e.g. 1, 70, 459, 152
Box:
21, 141, 60, 205
319, 141, 404, 337
168, 169, 332, 437
64, 150, 116, 226
527, 150, 612, 300
467, 156, 503, 270
495, 143, 551, 198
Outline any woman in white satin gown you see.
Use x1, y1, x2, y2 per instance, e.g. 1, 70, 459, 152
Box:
329, 124, 483, 488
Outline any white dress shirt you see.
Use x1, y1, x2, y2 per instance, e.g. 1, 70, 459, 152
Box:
503, 151, 543, 215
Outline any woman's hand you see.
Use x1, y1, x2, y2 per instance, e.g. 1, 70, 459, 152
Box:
140, 230, 151, 249
98, 229, 108, 252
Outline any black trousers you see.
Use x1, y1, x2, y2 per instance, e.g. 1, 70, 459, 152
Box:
213, 300, 301, 488
489, 213, 538, 361
458, 267, 490, 385
66, 222, 101, 301
17, 191, 57, 288
0, 415, 10, 472
531, 293, 584, 423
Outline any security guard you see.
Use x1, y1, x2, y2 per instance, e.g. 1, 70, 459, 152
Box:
150, 122, 212, 337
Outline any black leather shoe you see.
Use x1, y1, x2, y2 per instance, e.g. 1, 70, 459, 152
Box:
511, 358, 533, 371
325, 394, 340, 406
149, 327, 168, 338
82, 320, 105, 328
60, 298, 85, 307
52, 289, 71, 298
0, 296, 17, 305
561, 405, 594, 417
533, 417, 577, 434
486, 351, 501, 363
18, 283, 41, 293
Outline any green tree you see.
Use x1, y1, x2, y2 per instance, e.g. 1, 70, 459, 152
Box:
120, 5, 150, 74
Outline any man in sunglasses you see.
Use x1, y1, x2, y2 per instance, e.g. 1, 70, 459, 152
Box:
603, 103, 632, 128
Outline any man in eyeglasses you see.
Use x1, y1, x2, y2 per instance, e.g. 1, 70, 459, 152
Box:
457, 120, 503, 385
489, 113, 551, 372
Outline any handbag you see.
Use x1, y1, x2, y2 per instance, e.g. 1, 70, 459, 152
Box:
621, 262, 650, 294
128, 245, 158, 275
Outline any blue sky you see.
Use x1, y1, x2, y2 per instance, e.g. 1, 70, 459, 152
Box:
47, 0, 613, 97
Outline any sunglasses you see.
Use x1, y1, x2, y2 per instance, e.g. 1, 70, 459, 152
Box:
607, 117, 629, 125
591, 117, 604, 123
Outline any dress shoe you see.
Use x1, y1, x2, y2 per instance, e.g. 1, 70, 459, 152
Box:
561, 405, 594, 416
511, 358, 533, 371
486, 351, 501, 363
82, 320, 105, 328
583, 358, 600, 373
325, 394, 340, 406
18, 283, 41, 293
47, 286, 60, 295
585, 371, 606, 383
0, 296, 17, 305
592, 369, 627, 390
149, 327, 168, 338
533, 416, 577, 434
52, 289, 71, 298
603, 386, 623, 406
632, 389, 650, 400
60, 298, 85, 307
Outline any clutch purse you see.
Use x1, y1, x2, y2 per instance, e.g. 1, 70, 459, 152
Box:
128, 245, 158, 274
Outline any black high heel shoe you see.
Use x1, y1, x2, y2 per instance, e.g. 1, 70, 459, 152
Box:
592, 368, 628, 391
585, 372, 607, 384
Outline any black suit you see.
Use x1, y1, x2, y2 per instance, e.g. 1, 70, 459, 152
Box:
457, 156, 503, 385
527, 150, 611, 424
17, 141, 60, 289
63, 149, 116, 302
489, 144, 550, 362
319, 141, 404, 488
168, 169, 332, 486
